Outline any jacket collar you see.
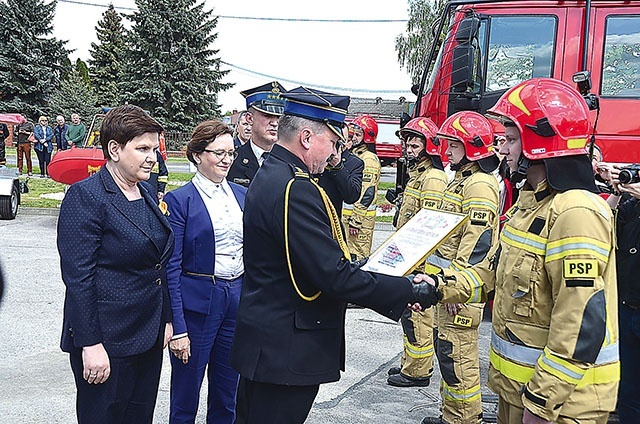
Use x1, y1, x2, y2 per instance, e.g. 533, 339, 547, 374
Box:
99, 166, 173, 260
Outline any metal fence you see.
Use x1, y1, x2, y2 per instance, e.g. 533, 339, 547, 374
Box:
164, 130, 190, 152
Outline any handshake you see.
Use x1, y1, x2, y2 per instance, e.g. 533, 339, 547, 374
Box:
408, 274, 442, 311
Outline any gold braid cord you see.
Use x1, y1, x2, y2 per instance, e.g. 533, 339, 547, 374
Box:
284, 168, 351, 301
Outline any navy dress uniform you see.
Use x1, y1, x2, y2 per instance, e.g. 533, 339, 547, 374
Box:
227, 82, 286, 187
316, 149, 364, 219
230, 87, 440, 424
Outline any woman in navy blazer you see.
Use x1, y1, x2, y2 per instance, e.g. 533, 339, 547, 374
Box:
57, 105, 174, 424
165, 120, 247, 424
33, 115, 54, 177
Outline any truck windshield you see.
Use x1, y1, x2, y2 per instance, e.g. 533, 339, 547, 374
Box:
484, 15, 556, 92
601, 15, 640, 97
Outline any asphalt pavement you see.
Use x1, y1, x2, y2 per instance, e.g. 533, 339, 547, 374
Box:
0, 210, 496, 424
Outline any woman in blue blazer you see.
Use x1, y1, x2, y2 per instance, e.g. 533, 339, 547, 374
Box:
33, 115, 54, 177
165, 120, 247, 424
58, 105, 174, 424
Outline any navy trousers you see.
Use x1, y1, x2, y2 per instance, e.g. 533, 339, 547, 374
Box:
619, 302, 640, 423
235, 377, 320, 424
169, 276, 242, 424
69, 342, 163, 424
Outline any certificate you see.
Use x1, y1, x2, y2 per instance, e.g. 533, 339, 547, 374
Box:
361, 208, 468, 276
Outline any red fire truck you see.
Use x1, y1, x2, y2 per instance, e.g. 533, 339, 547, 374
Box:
413, 0, 640, 163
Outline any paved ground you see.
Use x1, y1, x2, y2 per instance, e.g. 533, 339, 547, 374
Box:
0, 211, 498, 423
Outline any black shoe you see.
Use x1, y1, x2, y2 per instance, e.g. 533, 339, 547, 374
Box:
387, 373, 430, 387
421, 417, 446, 424
387, 366, 401, 376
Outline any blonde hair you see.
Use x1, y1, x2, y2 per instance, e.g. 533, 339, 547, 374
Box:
38, 116, 48, 123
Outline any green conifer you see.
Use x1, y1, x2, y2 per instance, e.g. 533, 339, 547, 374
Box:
88, 4, 125, 108
0, 0, 69, 119
120, 0, 233, 132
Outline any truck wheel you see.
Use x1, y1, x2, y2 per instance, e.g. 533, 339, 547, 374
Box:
0, 184, 18, 220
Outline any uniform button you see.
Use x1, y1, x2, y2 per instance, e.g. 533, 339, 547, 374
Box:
316, 320, 321, 325
156, 278, 162, 285
155, 263, 162, 270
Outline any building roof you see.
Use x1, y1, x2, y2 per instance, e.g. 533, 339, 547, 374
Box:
346, 97, 414, 122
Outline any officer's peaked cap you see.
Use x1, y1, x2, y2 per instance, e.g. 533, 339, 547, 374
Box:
240, 81, 287, 116
281, 86, 350, 141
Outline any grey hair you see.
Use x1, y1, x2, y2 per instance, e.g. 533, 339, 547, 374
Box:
278, 115, 327, 142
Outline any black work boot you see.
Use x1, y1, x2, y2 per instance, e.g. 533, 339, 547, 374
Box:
387, 366, 401, 376
386, 372, 430, 387
421, 417, 446, 424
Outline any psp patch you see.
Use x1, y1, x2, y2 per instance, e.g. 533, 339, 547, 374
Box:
470, 209, 490, 225
453, 315, 473, 327
563, 259, 598, 279
363, 173, 373, 183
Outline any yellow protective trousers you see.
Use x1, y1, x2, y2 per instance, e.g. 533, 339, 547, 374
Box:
400, 308, 435, 379
435, 303, 484, 424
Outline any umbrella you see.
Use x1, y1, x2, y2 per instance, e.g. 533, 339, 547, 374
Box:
0, 113, 26, 125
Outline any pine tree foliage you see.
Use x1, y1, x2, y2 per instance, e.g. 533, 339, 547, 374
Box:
395, 0, 448, 84
75, 59, 91, 87
0, 0, 69, 119
88, 4, 126, 108
49, 68, 100, 123
120, 0, 233, 132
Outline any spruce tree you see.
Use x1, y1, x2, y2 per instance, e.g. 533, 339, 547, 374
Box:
49, 69, 100, 123
0, 0, 69, 120
395, 0, 447, 84
88, 4, 125, 108
120, 0, 233, 132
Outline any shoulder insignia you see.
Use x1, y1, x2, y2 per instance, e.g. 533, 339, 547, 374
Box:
470, 209, 490, 223
563, 259, 598, 280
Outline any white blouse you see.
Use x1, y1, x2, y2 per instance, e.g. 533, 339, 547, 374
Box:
192, 172, 244, 280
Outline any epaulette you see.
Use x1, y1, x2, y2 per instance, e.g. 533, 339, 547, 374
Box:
287, 164, 310, 180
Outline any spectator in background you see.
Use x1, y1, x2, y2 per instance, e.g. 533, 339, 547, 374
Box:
147, 150, 168, 202
316, 124, 364, 220
16, 119, 34, 176
165, 120, 246, 424
66, 113, 87, 148
233, 111, 251, 148
0, 121, 9, 165
54, 115, 69, 151
33, 116, 54, 178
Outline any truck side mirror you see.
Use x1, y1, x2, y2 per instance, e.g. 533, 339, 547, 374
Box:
451, 45, 476, 93
456, 16, 480, 44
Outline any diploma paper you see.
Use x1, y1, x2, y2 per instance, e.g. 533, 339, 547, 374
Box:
361, 208, 468, 276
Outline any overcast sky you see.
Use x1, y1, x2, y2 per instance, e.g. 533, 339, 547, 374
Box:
52, 0, 416, 113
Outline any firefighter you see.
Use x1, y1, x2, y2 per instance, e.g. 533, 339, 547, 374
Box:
387, 117, 448, 387
420, 78, 619, 424
421, 111, 500, 424
342, 115, 381, 260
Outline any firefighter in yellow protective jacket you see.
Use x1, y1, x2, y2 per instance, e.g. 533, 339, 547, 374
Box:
420, 79, 619, 424
342, 115, 381, 260
387, 117, 448, 387
421, 111, 500, 424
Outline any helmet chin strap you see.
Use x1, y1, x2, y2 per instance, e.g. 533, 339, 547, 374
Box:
450, 156, 470, 171
511, 153, 541, 188
406, 149, 427, 166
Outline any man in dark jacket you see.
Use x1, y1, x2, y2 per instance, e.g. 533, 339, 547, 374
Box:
53, 115, 69, 151
316, 125, 364, 219
230, 86, 440, 424
227, 82, 286, 187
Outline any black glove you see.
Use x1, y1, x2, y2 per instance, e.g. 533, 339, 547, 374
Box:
409, 278, 442, 309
